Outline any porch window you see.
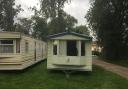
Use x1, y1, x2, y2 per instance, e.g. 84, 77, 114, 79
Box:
0, 40, 14, 53
53, 45, 57, 55
53, 40, 58, 55
67, 40, 78, 56
81, 41, 85, 56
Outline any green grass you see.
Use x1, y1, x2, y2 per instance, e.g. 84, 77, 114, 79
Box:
94, 56, 128, 68
0, 61, 128, 89
104, 59, 128, 68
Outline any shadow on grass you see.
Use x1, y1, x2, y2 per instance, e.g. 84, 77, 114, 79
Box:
48, 69, 92, 78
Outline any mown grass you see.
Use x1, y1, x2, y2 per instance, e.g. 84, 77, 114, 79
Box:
0, 60, 128, 89
93, 56, 128, 67
105, 59, 128, 68
94, 56, 128, 68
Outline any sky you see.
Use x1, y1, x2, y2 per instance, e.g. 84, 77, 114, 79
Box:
15, 0, 90, 25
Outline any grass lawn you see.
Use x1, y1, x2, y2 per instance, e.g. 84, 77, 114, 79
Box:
104, 59, 128, 68
94, 56, 128, 68
0, 61, 128, 89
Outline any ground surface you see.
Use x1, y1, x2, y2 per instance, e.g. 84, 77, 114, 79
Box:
93, 57, 128, 79
0, 61, 128, 89
104, 59, 128, 68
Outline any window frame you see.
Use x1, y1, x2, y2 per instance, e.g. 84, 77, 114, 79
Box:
0, 39, 14, 53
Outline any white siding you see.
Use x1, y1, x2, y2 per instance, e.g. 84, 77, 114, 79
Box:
47, 38, 92, 71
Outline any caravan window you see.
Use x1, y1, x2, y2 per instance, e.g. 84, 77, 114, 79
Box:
0, 40, 14, 53
53, 40, 58, 55
0, 40, 13, 44
67, 40, 78, 56
81, 41, 85, 56
25, 41, 29, 53
53, 45, 57, 55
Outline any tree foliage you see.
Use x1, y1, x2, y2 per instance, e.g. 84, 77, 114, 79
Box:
40, 0, 77, 34
40, 0, 69, 19
86, 0, 128, 60
48, 10, 77, 34
74, 25, 89, 35
32, 16, 48, 40
15, 18, 33, 35
0, 0, 21, 31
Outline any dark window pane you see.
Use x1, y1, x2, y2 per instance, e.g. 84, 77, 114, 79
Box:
0, 40, 13, 44
53, 45, 57, 55
0, 40, 14, 53
0, 45, 13, 53
25, 42, 29, 53
81, 41, 85, 56
67, 40, 78, 56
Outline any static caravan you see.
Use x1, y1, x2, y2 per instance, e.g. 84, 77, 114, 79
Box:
47, 31, 92, 71
0, 32, 46, 70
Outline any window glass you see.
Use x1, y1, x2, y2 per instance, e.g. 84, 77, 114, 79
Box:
0, 40, 13, 44
0, 40, 14, 53
53, 45, 57, 55
67, 40, 78, 56
81, 41, 85, 56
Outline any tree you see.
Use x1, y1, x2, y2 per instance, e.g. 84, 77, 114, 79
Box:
23, 0, 77, 39
32, 16, 48, 40
15, 18, 33, 35
48, 10, 77, 34
86, 0, 128, 60
39, 0, 77, 34
0, 0, 21, 31
40, 0, 69, 20
74, 25, 89, 35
